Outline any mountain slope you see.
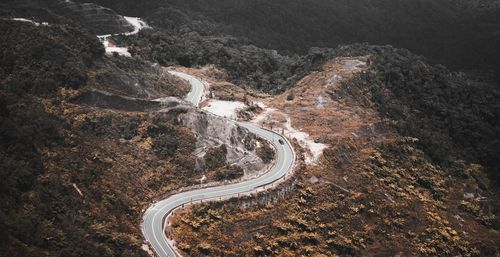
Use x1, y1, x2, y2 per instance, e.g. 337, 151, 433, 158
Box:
0, 18, 269, 257
0, 1, 499, 257
171, 45, 500, 257
77, 0, 500, 73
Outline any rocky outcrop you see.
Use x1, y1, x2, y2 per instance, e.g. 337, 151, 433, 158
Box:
162, 102, 267, 176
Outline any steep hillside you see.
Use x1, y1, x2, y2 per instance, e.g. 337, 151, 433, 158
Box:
0, 19, 183, 257
0, 19, 270, 257
120, 30, 335, 94
7, 0, 498, 91
336, 44, 500, 185
0, 0, 133, 35
77, 0, 500, 73
0, 1, 499, 257
171, 45, 500, 257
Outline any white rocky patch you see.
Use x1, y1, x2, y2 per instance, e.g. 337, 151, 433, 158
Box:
342, 59, 366, 72
105, 45, 131, 57
251, 103, 327, 165
123, 16, 151, 36
284, 117, 327, 165
316, 95, 326, 108
97, 36, 132, 57
251, 102, 275, 123
153, 96, 179, 103
141, 244, 154, 256
202, 100, 246, 119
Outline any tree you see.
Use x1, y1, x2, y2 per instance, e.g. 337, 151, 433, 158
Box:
287, 90, 295, 101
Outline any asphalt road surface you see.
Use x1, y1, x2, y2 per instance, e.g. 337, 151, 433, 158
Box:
142, 72, 295, 257
168, 71, 204, 106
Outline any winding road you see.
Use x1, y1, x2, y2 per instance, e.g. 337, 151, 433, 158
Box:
141, 72, 296, 257
167, 71, 205, 105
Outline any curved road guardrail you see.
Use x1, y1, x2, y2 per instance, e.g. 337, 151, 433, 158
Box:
142, 71, 296, 257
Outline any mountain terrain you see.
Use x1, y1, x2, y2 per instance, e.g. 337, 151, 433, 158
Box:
0, 0, 499, 256
78, 0, 500, 72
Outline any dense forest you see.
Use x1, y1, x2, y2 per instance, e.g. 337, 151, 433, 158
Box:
79, 0, 500, 74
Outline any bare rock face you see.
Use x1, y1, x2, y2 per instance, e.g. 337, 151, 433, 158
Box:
158, 99, 271, 176
151, 96, 268, 177
179, 109, 266, 176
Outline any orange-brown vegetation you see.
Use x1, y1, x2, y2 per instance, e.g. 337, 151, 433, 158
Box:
0, 22, 200, 257
171, 56, 499, 256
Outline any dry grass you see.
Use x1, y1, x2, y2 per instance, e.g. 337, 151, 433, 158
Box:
170, 57, 499, 256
